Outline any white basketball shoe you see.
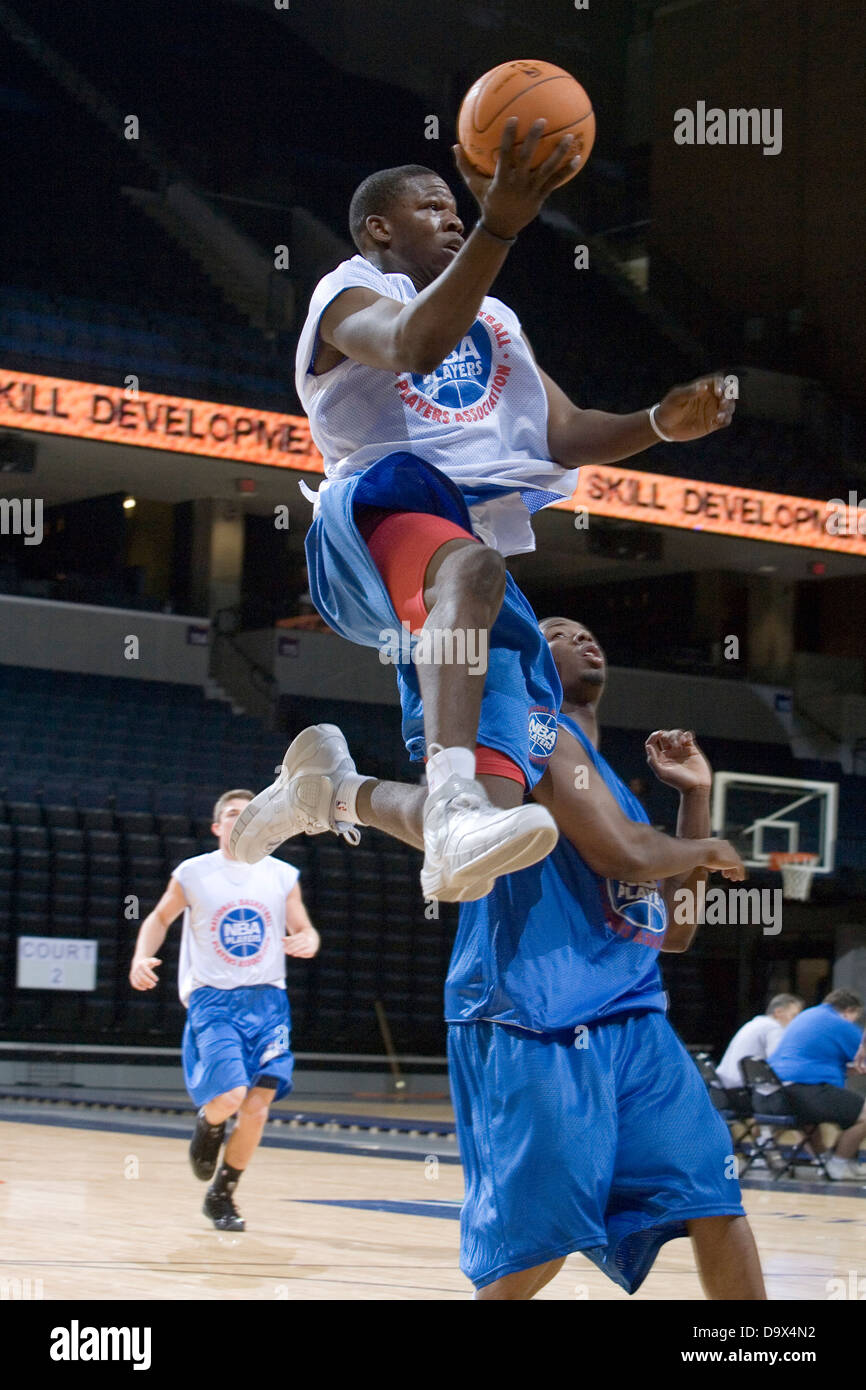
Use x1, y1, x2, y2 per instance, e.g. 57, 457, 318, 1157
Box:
419, 774, 559, 903
231, 725, 559, 901
230, 724, 362, 863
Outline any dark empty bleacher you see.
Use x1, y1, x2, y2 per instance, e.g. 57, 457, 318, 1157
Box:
0, 665, 289, 806
0, 26, 292, 409
0, 664, 452, 1053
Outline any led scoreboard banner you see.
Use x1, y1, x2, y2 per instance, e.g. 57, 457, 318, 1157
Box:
0, 369, 320, 470
557, 467, 866, 556
2, 368, 865, 555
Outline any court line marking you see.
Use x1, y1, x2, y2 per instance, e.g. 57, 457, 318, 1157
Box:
0, 1111, 462, 1163
298, 1198, 462, 1220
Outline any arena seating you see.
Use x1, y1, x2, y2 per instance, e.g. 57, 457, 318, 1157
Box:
0, 285, 288, 405
0, 32, 292, 410
0, 665, 449, 1054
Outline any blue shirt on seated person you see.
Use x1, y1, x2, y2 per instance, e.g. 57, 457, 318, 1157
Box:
769, 1000, 862, 1088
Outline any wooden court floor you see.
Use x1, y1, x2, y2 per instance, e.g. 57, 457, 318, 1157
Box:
1, 1117, 864, 1301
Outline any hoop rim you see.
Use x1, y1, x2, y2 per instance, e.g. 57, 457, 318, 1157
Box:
771, 850, 819, 901
768, 851, 819, 870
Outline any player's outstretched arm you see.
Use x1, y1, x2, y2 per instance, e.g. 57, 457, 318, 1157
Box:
538, 367, 736, 468
531, 727, 744, 883
645, 729, 712, 953
283, 882, 320, 959
320, 119, 579, 376
128, 876, 186, 990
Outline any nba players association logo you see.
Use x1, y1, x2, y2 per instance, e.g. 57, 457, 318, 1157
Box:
528, 707, 558, 765
396, 310, 513, 424
411, 321, 492, 408
212, 903, 269, 964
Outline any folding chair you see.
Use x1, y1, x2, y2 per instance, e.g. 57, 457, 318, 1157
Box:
692, 1053, 757, 1163
740, 1057, 831, 1180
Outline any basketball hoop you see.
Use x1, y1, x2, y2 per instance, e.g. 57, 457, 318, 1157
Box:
769, 851, 819, 901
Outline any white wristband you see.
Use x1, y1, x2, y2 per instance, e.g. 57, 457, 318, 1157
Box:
648, 403, 676, 443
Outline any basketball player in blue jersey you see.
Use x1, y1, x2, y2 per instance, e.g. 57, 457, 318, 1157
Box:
448, 616, 765, 1299
231, 121, 736, 900
129, 790, 319, 1232
242, 624, 760, 1299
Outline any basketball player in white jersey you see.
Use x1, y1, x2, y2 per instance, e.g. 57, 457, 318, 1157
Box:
232, 122, 736, 892
129, 790, 318, 1231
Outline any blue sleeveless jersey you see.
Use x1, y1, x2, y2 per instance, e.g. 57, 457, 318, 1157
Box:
444, 714, 668, 1031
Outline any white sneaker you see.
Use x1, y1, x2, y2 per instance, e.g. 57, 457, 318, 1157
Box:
826, 1155, 859, 1181
420, 774, 558, 902
230, 724, 361, 864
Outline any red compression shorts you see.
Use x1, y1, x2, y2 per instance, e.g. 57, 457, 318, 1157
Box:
356, 506, 525, 787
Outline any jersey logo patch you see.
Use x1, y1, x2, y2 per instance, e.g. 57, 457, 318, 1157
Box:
605, 879, 666, 939
411, 321, 492, 408
217, 906, 266, 960
528, 706, 558, 765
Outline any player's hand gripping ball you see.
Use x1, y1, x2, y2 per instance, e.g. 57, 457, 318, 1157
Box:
458, 59, 595, 185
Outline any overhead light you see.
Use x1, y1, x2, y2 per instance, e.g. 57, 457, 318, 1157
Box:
757, 564, 776, 573
122, 496, 136, 510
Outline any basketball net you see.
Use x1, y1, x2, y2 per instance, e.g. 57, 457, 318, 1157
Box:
769, 851, 819, 901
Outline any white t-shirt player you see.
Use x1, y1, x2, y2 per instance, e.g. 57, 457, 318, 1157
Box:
174, 849, 299, 1005
129, 790, 319, 1232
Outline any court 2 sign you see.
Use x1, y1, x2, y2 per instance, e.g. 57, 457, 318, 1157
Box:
17, 936, 98, 991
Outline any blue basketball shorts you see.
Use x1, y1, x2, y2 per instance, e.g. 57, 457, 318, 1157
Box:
304, 453, 561, 789
182, 984, 294, 1106
448, 1010, 744, 1293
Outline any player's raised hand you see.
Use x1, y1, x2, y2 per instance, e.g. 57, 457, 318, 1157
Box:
453, 117, 581, 240
645, 729, 712, 793
654, 376, 737, 441
283, 928, 319, 959
702, 839, 746, 881
130, 955, 161, 990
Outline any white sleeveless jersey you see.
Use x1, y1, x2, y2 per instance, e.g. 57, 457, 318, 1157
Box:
173, 851, 300, 1005
295, 255, 579, 555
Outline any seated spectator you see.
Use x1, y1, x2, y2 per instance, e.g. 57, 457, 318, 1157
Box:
717, 994, 803, 1094
767, 989, 866, 1180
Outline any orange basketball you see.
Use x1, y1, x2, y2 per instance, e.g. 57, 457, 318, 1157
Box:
457, 59, 595, 185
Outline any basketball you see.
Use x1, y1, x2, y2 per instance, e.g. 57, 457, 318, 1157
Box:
457, 59, 595, 183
